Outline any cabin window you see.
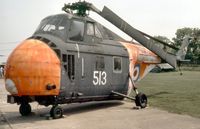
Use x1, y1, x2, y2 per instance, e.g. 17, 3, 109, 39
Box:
95, 56, 105, 71
69, 20, 84, 41
68, 55, 75, 81
87, 22, 95, 36
95, 25, 102, 38
113, 57, 122, 73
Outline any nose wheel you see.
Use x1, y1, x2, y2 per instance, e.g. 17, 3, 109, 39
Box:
50, 105, 63, 119
19, 103, 32, 116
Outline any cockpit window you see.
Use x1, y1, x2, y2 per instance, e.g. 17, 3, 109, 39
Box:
41, 18, 66, 33
43, 24, 56, 31
34, 15, 68, 40
87, 23, 94, 36
69, 20, 84, 41
86, 23, 102, 38
95, 25, 102, 38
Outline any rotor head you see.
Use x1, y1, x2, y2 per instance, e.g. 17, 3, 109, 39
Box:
62, 1, 92, 17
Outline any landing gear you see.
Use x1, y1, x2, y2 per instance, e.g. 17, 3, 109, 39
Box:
111, 90, 147, 108
111, 74, 148, 109
135, 92, 147, 108
130, 72, 148, 108
19, 103, 32, 116
50, 105, 63, 119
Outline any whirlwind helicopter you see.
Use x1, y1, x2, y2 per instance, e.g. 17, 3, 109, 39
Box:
4, 1, 190, 119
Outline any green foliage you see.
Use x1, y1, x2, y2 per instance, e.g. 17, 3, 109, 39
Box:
152, 27, 200, 64
173, 27, 200, 64
151, 36, 171, 48
150, 35, 176, 54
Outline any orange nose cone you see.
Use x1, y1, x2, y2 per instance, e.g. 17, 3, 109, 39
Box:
5, 39, 61, 96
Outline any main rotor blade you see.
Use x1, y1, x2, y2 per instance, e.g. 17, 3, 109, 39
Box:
137, 30, 179, 50
99, 6, 177, 68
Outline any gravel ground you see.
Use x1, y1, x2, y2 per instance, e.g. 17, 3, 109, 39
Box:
1, 79, 200, 129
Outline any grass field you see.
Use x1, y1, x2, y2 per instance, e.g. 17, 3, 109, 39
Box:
135, 71, 200, 118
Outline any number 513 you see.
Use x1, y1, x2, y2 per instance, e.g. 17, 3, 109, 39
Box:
93, 71, 107, 85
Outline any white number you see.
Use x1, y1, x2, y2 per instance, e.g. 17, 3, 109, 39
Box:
93, 71, 107, 85
93, 71, 99, 85
101, 71, 107, 85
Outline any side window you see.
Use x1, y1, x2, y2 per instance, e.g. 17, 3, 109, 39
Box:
69, 20, 84, 41
113, 57, 122, 73
68, 55, 75, 81
95, 25, 102, 38
87, 22, 95, 36
96, 56, 105, 71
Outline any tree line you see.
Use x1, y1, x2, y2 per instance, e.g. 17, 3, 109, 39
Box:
152, 27, 200, 64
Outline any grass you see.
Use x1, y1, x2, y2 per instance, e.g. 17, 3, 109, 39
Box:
135, 71, 200, 118
181, 66, 200, 71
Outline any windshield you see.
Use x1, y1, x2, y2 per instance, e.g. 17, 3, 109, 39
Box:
35, 15, 68, 40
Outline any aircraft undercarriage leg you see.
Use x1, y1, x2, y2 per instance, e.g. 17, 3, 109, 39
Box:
50, 105, 63, 119
130, 74, 148, 108
132, 87, 147, 108
111, 90, 147, 108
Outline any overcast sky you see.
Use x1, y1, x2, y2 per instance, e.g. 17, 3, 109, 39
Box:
0, 0, 200, 62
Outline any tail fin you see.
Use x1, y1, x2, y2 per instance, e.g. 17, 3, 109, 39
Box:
176, 35, 191, 61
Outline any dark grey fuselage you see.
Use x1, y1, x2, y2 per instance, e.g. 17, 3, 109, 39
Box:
32, 13, 130, 105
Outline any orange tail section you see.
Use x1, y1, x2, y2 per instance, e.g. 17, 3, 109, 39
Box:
120, 41, 161, 82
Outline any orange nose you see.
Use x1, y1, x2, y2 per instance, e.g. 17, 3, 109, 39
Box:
5, 39, 61, 96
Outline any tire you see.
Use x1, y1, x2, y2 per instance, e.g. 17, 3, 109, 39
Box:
50, 105, 63, 119
135, 93, 147, 108
19, 103, 31, 116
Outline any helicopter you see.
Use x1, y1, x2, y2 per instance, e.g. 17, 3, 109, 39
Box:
4, 1, 190, 119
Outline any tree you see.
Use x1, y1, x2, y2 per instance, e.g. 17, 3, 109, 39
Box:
150, 35, 175, 53
172, 27, 200, 64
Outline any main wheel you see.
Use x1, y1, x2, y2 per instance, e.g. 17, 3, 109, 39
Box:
50, 105, 63, 119
135, 93, 147, 108
19, 103, 31, 116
